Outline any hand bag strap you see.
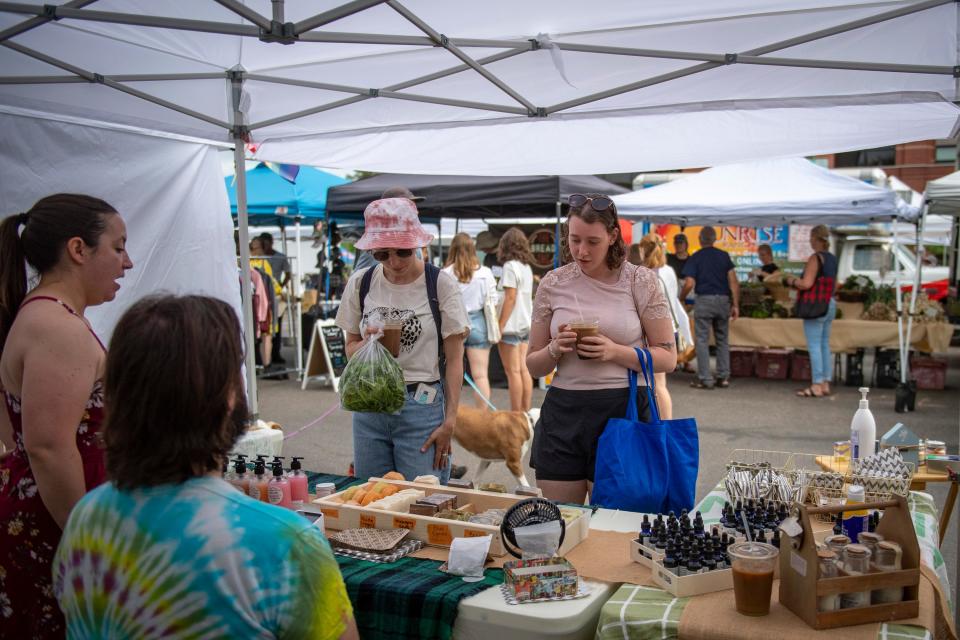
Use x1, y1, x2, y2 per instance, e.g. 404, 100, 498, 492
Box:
627, 348, 662, 423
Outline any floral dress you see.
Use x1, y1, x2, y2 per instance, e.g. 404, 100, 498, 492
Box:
0, 297, 106, 639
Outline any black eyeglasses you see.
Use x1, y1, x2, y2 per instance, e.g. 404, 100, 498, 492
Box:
372, 248, 415, 261
568, 193, 615, 214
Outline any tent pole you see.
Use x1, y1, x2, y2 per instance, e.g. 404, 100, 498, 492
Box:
554, 200, 562, 269
294, 216, 304, 377
234, 141, 258, 417
279, 219, 294, 366
903, 208, 926, 385
894, 220, 906, 384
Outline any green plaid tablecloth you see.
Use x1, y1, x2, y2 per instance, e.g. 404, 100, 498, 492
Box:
306, 472, 504, 640
595, 483, 950, 640
336, 555, 503, 640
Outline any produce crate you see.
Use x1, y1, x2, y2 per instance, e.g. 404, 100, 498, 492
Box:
910, 357, 947, 390
790, 351, 812, 382
779, 496, 919, 630
730, 348, 756, 377
756, 348, 791, 379
314, 477, 590, 557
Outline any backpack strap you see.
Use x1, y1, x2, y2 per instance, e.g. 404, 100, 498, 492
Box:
359, 262, 446, 377
424, 263, 446, 377
358, 265, 377, 318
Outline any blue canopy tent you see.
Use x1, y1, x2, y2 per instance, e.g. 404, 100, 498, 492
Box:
225, 163, 349, 225
226, 163, 349, 377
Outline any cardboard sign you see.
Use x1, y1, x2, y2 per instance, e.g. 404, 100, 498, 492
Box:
427, 523, 453, 545
359, 513, 377, 529
393, 516, 417, 531
302, 319, 348, 391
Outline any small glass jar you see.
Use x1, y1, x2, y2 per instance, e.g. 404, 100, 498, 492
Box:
840, 544, 872, 609
817, 549, 841, 612
927, 440, 947, 457
858, 531, 884, 564
872, 541, 904, 604
824, 534, 851, 569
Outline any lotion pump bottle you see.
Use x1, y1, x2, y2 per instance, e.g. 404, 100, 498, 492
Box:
267, 461, 293, 509
850, 387, 877, 460
288, 456, 309, 508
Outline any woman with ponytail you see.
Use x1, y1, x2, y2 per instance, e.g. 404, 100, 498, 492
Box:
0, 194, 133, 638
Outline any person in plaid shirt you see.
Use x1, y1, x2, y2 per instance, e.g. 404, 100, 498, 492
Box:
786, 224, 838, 398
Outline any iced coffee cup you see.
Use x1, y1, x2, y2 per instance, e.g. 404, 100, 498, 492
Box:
729, 542, 779, 616
381, 323, 402, 358
570, 317, 600, 360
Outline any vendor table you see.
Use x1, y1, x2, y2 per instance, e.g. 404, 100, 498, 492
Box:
816, 455, 959, 545
726, 317, 953, 353
595, 482, 954, 640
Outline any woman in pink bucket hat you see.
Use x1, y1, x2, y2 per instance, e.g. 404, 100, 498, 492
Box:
335, 198, 469, 484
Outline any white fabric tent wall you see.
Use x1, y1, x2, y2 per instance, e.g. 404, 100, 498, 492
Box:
0, 110, 241, 346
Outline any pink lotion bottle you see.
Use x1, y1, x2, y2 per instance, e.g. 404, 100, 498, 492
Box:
288, 456, 309, 508
267, 459, 293, 509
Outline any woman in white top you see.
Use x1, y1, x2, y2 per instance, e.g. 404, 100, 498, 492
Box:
635, 233, 693, 420
496, 227, 535, 412
443, 233, 497, 409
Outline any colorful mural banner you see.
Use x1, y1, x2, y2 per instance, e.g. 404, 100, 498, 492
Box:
654, 224, 792, 278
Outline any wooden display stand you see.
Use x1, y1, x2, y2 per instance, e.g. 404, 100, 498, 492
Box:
779, 496, 920, 630
314, 477, 590, 557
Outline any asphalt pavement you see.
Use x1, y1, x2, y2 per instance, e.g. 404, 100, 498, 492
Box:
260, 345, 960, 605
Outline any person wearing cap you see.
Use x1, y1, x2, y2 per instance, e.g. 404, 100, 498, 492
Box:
354, 186, 427, 273
335, 198, 469, 484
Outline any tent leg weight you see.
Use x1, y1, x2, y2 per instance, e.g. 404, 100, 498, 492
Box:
894, 380, 917, 414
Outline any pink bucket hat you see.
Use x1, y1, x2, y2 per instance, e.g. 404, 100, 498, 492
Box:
355, 198, 435, 250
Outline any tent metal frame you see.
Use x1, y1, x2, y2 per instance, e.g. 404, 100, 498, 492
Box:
0, 0, 953, 415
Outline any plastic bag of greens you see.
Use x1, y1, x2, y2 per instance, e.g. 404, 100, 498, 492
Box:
338, 314, 406, 414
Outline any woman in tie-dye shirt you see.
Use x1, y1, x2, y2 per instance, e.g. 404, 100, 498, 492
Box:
53, 295, 356, 639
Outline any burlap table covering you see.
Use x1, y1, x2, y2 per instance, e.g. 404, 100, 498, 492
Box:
678, 565, 956, 640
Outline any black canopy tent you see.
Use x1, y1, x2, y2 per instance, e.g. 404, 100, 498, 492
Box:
326, 173, 629, 219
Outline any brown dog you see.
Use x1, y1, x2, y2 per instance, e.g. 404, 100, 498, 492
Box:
453, 406, 537, 487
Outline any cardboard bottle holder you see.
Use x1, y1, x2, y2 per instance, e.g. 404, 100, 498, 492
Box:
779, 496, 920, 630
314, 477, 590, 557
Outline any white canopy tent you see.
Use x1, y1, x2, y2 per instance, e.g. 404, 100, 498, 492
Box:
611, 157, 908, 226
4, 0, 960, 414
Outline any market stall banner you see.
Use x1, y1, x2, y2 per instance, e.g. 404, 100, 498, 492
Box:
656, 224, 792, 279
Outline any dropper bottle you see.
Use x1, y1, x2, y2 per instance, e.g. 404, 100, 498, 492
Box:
288, 456, 309, 508
267, 460, 293, 509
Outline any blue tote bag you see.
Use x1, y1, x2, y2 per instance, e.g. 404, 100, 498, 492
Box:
592, 348, 699, 514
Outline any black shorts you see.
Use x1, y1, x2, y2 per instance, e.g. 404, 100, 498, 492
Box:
531, 386, 652, 482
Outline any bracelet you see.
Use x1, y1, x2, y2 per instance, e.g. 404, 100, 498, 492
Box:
546, 340, 562, 360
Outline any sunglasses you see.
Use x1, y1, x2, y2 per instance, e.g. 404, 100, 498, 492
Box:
568, 193, 615, 214
372, 248, 415, 261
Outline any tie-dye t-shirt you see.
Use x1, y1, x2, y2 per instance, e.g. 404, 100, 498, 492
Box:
52, 476, 352, 639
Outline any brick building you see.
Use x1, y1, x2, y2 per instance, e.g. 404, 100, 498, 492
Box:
821, 139, 957, 192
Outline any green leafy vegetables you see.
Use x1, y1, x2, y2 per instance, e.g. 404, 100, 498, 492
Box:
338, 339, 406, 414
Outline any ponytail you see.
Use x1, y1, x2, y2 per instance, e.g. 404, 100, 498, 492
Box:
0, 194, 117, 347
0, 214, 27, 347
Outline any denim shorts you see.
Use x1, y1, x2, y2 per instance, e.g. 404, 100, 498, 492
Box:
352, 382, 451, 484
500, 332, 529, 346
465, 310, 490, 349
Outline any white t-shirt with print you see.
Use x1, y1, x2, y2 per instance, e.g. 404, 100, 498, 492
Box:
336, 266, 470, 383
498, 260, 533, 336
442, 265, 496, 314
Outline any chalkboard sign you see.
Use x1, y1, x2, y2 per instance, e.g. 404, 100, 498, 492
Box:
302, 320, 347, 391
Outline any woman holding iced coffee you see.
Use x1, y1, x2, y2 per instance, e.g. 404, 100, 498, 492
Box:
336, 198, 469, 484
526, 194, 676, 503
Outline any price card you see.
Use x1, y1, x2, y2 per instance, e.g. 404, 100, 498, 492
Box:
320, 508, 340, 520
393, 516, 417, 531
463, 529, 489, 538
427, 523, 452, 545
359, 514, 377, 529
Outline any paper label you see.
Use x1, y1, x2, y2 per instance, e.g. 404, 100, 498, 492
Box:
779, 517, 803, 538
463, 528, 489, 538
359, 514, 377, 528
393, 517, 416, 530
427, 523, 452, 545
790, 551, 807, 577
320, 508, 339, 520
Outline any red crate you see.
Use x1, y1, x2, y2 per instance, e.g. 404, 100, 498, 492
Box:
910, 357, 947, 390
790, 351, 812, 382
756, 349, 791, 379
730, 348, 756, 377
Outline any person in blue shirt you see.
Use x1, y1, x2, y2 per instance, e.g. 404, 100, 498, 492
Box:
679, 226, 740, 389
